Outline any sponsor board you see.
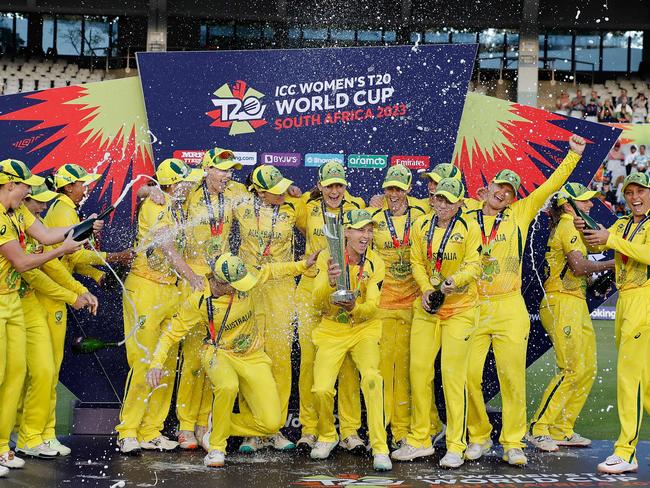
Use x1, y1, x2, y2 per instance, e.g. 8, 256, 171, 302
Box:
173, 150, 205, 166
347, 154, 388, 169
233, 151, 257, 166
305, 153, 344, 167
261, 152, 301, 167
391, 155, 430, 169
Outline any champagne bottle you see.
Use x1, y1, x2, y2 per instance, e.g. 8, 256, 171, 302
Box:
426, 290, 445, 314
71, 205, 115, 242
567, 199, 599, 230
72, 336, 119, 354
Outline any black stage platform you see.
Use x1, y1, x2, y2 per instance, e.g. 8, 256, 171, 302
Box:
3, 436, 650, 487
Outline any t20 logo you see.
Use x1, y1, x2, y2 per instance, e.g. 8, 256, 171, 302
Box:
207, 80, 268, 136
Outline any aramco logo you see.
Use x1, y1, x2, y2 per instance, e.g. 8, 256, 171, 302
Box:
207, 80, 268, 136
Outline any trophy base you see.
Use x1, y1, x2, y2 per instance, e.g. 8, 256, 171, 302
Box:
331, 290, 356, 304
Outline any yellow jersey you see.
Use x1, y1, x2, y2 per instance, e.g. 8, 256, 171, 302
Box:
411, 211, 482, 319
606, 212, 650, 292
0, 202, 35, 294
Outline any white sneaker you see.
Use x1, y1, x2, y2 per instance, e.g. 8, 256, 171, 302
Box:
525, 433, 559, 452
118, 437, 141, 455
339, 435, 366, 453
390, 442, 435, 461
503, 447, 527, 466
239, 437, 262, 454
555, 433, 591, 447
439, 451, 464, 468
432, 424, 447, 445
310, 441, 338, 460
16, 443, 58, 458
203, 450, 225, 468
0, 465, 8, 477
140, 435, 179, 451
194, 425, 208, 444
373, 453, 392, 471
265, 433, 295, 451
465, 439, 493, 460
177, 431, 198, 450
201, 431, 211, 452
296, 434, 317, 451
0, 451, 25, 469
597, 454, 638, 474
44, 438, 72, 456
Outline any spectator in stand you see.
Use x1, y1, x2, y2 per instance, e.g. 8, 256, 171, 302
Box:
599, 99, 618, 122
616, 88, 628, 105
633, 145, 648, 174
632, 93, 648, 124
570, 89, 587, 118
606, 141, 626, 185
601, 182, 618, 208
615, 96, 633, 123
624, 145, 638, 176
555, 91, 571, 115
585, 90, 601, 122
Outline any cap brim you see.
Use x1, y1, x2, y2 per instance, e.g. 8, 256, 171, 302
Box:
434, 190, 462, 203
230, 271, 259, 292
266, 177, 293, 195
184, 168, 204, 182
382, 180, 410, 190
492, 178, 519, 193
420, 172, 442, 183
204, 160, 243, 171
22, 174, 45, 186
622, 181, 650, 192
320, 177, 348, 187
79, 173, 101, 186
30, 190, 59, 202
346, 219, 377, 230
574, 190, 600, 201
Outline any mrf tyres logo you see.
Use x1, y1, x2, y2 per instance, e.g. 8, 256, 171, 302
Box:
207, 80, 268, 136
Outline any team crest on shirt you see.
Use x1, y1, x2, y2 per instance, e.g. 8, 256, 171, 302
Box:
377, 221, 387, 231
563, 326, 571, 337
278, 212, 289, 222
138, 315, 147, 327
55, 311, 63, 323
311, 206, 320, 216
450, 232, 464, 243
243, 208, 253, 219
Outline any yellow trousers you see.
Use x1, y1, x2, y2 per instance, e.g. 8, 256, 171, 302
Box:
296, 276, 361, 438
202, 347, 283, 452
0, 292, 26, 453
613, 287, 650, 462
467, 293, 529, 450
312, 318, 388, 455
407, 303, 477, 454
379, 307, 412, 441
115, 273, 180, 441
37, 292, 67, 440
530, 293, 596, 439
177, 323, 213, 431
17, 292, 56, 448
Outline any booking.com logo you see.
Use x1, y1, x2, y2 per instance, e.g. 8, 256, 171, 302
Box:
207, 80, 268, 136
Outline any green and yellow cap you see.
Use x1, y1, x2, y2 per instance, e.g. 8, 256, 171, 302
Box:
622, 172, 650, 192
212, 252, 259, 292
382, 164, 412, 190
492, 168, 521, 194
318, 161, 347, 187
434, 177, 465, 203
421, 163, 461, 183
556, 182, 599, 206
28, 183, 59, 202
0, 159, 45, 186
202, 147, 242, 170
249, 165, 293, 195
54, 164, 101, 189
156, 158, 203, 186
343, 208, 377, 230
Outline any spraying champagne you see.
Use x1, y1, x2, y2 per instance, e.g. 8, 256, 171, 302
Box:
71, 205, 116, 241
72, 336, 119, 354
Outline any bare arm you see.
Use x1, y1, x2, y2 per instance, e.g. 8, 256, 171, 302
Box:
565, 250, 615, 277
0, 232, 85, 273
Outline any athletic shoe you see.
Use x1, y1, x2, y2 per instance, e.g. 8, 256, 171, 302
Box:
390, 438, 406, 450
373, 454, 392, 471
597, 455, 638, 474
0, 451, 25, 469
140, 435, 178, 451
177, 431, 198, 450
310, 441, 338, 460
439, 451, 464, 468
555, 433, 591, 447
44, 438, 71, 456
194, 425, 208, 444
239, 437, 262, 454
390, 443, 435, 461
339, 435, 366, 454
201, 431, 211, 452
432, 424, 447, 445
16, 443, 58, 458
264, 433, 295, 451
203, 450, 225, 468
118, 438, 141, 455
296, 434, 317, 451
465, 439, 493, 460
525, 434, 559, 452
0, 465, 8, 477
503, 448, 527, 466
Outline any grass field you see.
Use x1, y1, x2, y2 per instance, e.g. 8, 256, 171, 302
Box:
56, 320, 645, 441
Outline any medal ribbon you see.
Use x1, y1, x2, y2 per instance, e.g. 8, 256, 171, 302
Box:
254, 195, 280, 257
620, 213, 650, 264
384, 208, 411, 249
477, 209, 504, 253
201, 181, 225, 238
207, 292, 236, 345
426, 210, 460, 273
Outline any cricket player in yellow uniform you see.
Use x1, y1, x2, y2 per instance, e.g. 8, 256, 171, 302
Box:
463, 135, 585, 466
528, 182, 614, 452
0, 159, 84, 472
294, 161, 365, 452
234, 165, 298, 451
369, 165, 427, 447
175, 148, 245, 450
309, 209, 392, 472
115, 158, 203, 454
146, 252, 318, 468
15, 184, 98, 458
580, 173, 650, 474
391, 178, 481, 468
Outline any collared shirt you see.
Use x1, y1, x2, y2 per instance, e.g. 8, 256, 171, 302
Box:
0, 202, 35, 294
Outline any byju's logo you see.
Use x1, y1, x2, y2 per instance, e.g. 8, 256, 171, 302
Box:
207, 80, 268, 136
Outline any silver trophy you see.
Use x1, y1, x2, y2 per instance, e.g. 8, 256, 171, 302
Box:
323, 212, 356, 304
